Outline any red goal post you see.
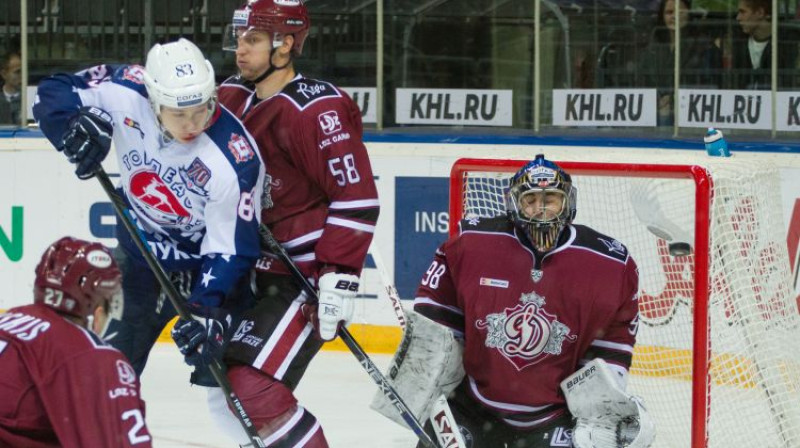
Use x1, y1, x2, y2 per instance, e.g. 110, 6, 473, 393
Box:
449, 157, 800, 448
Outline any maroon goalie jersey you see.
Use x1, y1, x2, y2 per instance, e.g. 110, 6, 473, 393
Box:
218, 75, 379, 277
0, 304, 152, 448
414, 217, 639, 429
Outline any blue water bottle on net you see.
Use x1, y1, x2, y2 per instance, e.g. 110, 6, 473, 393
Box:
704, 128, 730, 157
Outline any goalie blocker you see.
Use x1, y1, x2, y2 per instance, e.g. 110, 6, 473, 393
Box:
561, 359, 656, 448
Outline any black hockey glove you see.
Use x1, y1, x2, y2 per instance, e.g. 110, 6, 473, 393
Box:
171, 305, 231, 367
61, 106, 113, 179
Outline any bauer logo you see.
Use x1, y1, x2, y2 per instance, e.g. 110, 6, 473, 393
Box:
396, 88, 513, 126
678, 89, 771, 129
553, 89, 657, 127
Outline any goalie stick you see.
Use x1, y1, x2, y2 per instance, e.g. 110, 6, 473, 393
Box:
95, 169, 267, 448
369, 246, 467, 448
257, 224, 439, 448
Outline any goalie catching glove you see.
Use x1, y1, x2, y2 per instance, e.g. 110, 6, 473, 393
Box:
304, 272, 359, 341
60, 106, 113, 179
171, 304, 231, 366
561, 359, 656, 448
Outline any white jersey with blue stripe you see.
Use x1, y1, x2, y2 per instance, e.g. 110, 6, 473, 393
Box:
33, 64, 265, 307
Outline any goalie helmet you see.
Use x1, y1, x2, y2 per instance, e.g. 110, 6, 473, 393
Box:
142, 38, 216, 116
33, 237, 121, 321
224, 0, 310, 55
506, 154, 576, 252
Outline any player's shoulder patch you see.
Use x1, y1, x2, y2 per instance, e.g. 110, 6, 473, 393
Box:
571, 224, 629, 262
279, 77, 342, 111
206, 108, 260, 168
111, 65, 148, 97
459, 215, 513, 235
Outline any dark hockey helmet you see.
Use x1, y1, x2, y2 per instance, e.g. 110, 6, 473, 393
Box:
224, 0, 311, 55
33, 237, 121, 320
506, 154, 577, 252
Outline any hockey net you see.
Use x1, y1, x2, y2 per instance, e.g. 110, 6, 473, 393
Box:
450, 158, 800, 448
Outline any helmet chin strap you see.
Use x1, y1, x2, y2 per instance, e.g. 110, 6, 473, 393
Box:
251, 47, 292, 85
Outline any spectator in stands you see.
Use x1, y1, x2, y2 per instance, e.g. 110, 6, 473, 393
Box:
639, 0, 722, 125
729, 0, 797, 89
0, 52, 21, 125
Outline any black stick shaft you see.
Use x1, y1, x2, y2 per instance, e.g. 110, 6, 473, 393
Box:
96, 169, 266, 448
258, 225, 438, 448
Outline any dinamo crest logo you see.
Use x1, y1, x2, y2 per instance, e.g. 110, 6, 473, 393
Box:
475, 291, 576, 371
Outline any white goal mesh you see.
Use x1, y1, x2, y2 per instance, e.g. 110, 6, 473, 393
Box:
450, 158, 800, 448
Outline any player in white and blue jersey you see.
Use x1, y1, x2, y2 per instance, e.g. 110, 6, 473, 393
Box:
32, 39, 265, 392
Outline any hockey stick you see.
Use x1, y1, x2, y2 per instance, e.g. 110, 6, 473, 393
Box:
369, 246, 467, 448
95, 169, 267, 448
257, 225, 438, 448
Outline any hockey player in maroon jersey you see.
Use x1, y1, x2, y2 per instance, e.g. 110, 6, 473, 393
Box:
408, 155, 654, 447
0, 237, 152, 448
181, 0, 380, 445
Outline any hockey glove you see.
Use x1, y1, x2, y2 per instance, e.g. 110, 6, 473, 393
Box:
61, 106, 113, 179
308, 272, 359, 341
171, 305, 231, 367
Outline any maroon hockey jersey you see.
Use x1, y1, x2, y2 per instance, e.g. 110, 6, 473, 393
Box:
414, 217, 639, 429
0, 304, 152, 448
218, 75, 379, 278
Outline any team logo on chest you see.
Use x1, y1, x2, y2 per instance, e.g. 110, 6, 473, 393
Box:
129, 171, 191, 224
475, 291, 576, 371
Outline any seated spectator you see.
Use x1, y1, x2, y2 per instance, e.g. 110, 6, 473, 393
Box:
639, 0, 722, 125
0, 52, 21, 125
729, 0, 797, 89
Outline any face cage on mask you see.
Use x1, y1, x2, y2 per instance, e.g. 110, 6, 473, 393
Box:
524, 220, 565, 252
510, 188, 570, 252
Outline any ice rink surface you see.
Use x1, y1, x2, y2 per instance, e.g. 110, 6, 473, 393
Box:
141, 344, 418, 448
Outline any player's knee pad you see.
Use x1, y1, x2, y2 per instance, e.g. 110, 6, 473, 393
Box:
228, 365, 328, 447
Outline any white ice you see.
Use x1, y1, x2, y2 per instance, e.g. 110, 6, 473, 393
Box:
141, 344, 418, 448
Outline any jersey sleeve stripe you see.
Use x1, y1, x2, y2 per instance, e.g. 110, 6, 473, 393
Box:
282, 230, 324, 249
328, 208, 379, 223
329, 199, 380, 209
325, 217, 375, 233
590, 339, 634, 354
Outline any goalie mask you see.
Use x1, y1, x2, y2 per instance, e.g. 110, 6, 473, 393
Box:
33, 237, 122, 324
506, 154, 576, 252
142, 38, 217, 142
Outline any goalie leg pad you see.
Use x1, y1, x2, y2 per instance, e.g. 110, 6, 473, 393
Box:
560, 359, 655, 448
370, 309, 465, 426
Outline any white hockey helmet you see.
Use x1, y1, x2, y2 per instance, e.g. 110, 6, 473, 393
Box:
142, 38, 216, 115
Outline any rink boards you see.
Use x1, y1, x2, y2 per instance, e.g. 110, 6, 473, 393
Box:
2, 133, 800, 357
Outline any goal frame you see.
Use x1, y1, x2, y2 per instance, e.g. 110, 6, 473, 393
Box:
449, 158, 713, 448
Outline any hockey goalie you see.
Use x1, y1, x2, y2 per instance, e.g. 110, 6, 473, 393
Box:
373, 155, 656, 448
